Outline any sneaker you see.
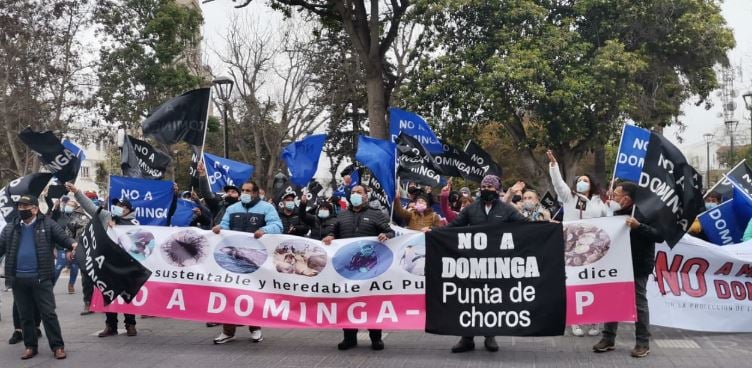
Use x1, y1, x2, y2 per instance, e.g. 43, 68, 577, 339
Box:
337, 338, 357, 350
483, 336, 499, 352
571, 325, 584, 337
592, 339, 615, 353
213, 333, 235, 344
98, 326, 117, 337
125, 324, 137, 337
451, 337, 475, 353
67, 284, 75, 294
8, 330, 22, 345
630, 345, 650, 358
250, 329, 263, 343
587, 327, 600, 336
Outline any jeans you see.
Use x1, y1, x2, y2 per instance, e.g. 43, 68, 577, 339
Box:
53, 250, 79, 286
12, 278, 65, 351
603, 275, 650, 346
105, 313, 136, 329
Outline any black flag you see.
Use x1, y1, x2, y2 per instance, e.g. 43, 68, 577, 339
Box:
635, 132, 704, 247
425, 222, 566, 336
0, 172, 54, 221
142, 88, 211, 146
707, 160, 752, 200
189, 145, 201, 191
396, 132, 441, 187
434, 140, 487, 183
75, 215, 152, 305
18, 128, 80, 182
464, 140, 502, 178
121, 135, 172, 179
360, 172, 390, 210
540, 191, 560, 212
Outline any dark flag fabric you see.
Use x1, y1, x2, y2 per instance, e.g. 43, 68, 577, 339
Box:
18, 128, 80, 182
540, 191, 561, 215
281, 134, 327, 187
0, 173, 54, 221
707, 160, 752, 200
189, 145, 201, 191
75, 215, 152, 305
355, 135, 396, 204
389, 107, 442, 154
109, 176, 175, 226
433, 140, 486, 182
203, 153, 254, 193
142, 88, 211, 146
634, 132, 704, 248
62, 139, 86, 162
361, 173, 390, 210
464, 140, 502, 178
121, 135, 171, 179
425, 222, 566, 336
396, 132, 441, 187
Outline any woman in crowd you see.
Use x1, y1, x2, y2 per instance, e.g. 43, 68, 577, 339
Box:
393, 189, 441, 232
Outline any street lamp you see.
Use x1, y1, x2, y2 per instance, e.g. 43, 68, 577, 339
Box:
744, 92, 752, 145
703, 133, 714, 189
212, 76, 234, 159
725, 120, 739, 167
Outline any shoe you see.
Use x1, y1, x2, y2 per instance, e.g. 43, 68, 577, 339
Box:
213, 333, 235, 344
371, 339, 384, 350
98, 326, 117, 337
68, 284, 75, 294
140, 315, 153, 319
571, 325, 584, 337
587, 327, 600, 336
451, 337, 475, 353
592, 339, 615, 353
484, 336, 499, 352
250, 329, 263, 343
206, 322, 219, 327
8, 330, 22, 345
21, 347, 37, 360
54, 347, 66, 360
80, 303, 93, 316
125, 324, 137, 337
337, 338, 357, 350
630, 345, 650, 358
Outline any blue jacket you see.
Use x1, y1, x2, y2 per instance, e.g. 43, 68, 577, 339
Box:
220, 200, 282, 234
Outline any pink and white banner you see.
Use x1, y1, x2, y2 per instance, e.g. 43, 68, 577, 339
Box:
94, 217, 635, 329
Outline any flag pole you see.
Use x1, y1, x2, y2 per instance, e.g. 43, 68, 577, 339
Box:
609, 124, 627, 194
201, 89, 213, 191
704, 159, 746, 198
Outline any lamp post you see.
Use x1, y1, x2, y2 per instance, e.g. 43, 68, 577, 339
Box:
212, 76, 234, 159
725, 120, 739, 167
744, 92, 752, 146
703, 133, 714, 189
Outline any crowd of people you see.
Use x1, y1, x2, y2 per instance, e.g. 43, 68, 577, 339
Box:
0, 150, 673, 360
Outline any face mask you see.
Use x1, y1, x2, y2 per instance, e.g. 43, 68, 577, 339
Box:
576, 181, 590, 194
111, 206, 124, 218
350, 194, 364, 207
64, 206, 75, 214
240, 193, 253, 204
18, 209, 33, 221
408, 187, 418, 195
284, 201, 295, 210
260, 195, 265, 201
415, 203, 427, 212
523, 200, 536, 211
705, 202, 718, 210
462, 192, 469, 197
225, 196, 238, 204
318, 210, 330, 218
480, 190, 499, 202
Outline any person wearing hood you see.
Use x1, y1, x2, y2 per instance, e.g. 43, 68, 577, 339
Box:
66, 182, 140, 338
278, 192, 311, 236
393, 190, 441, 232
197, 160, 239, 226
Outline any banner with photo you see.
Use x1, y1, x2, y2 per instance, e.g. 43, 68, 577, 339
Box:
648, 235, 752, 332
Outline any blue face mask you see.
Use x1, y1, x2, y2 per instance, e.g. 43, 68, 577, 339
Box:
111, 206, 124, 218
63, 206, 74, 214
350, 194, 363, 207
318, 210, 330, 218
576, 181, 590, 194
284, 201, 295, 210
240, 193, 253, 204
705, 202, 718, 210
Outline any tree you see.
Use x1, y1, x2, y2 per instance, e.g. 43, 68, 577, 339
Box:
404, 0, 734, 189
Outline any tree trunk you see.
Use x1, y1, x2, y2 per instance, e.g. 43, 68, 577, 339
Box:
364, 63, 388, 139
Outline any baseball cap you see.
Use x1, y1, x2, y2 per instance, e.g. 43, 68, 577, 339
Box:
16, 195, 39, 206
111, 198, 134, 211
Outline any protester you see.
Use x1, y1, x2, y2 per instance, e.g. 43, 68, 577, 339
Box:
212, 180, 282, 345
688, 191, 722, 241
520, 190, 551, 222
444, 175, 527, 353
197, 161, 238, 225
593, 181, 664, 358
8, 302, 41, 345
440, 181, 460, 223
299, 196, 337, 240
0, 194, 77, 360
67, 182, 140, 338
547, 149, 607, 336
393, 189, 441, 232
278, 192, 312, 236
322, 185, 395, 351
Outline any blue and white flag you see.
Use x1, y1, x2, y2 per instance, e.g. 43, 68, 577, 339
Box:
389, 108, 442, 154
62, 140, 86, 162
281, 134, 327, 187
170, 199, 198, 227
356, 135, 396, 204
109, 176, 175, 226
699, 199, 743, 245
203, 152, 254, 193
614, 124, 651, 182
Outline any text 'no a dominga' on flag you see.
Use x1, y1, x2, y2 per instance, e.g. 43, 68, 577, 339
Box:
396, 132, 441, 187
18, 128, 81, 182
121, 135, 172, 179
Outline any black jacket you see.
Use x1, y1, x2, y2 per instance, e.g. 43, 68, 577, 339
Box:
0, 213, 76, 287
198, 175, 233, 226
615, 206, 664, 277
279, 207, 311, 236
300, 205, 337, 240
326, 206, 395, 239
447, 199, 528, 227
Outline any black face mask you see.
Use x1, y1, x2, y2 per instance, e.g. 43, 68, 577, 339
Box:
480, 190, 499, 202
408, 187, 418, 195
18, 209, 33, 221
225, 196, 238, 205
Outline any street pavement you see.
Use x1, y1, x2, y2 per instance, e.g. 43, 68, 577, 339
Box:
1, 273, 751, 367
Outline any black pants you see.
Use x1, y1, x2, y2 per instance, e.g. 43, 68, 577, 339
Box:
105, 313, 136, 329
81, 271, 93, 305
343, 329, 381, 341
13, 300, 40, 330
12, 278, 64, 351
603, 275, 651, 346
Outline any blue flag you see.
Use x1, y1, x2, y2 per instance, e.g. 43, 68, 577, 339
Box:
356, 135, 396, 204
62, 140, 86, 162
170, 199, 198, 227
699, 199, 743, 245
389, 108, 442, 154
281, 134, 327, 187
614, 125, 651, 181
732, 185, 752, 226
109, 176, 175, 226
203, 152, 255, 193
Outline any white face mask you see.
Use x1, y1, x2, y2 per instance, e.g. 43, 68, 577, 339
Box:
576, 181, 590, 194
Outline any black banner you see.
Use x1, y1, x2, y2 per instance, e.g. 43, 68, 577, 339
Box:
425, 222, 566, 336
709, 160, 752, 200
0, 172, 54, 221
121, 135, 172, 179
464, 140, 502, 178
142, 88, 210, 146
75, 215, 152, 305
396, 132, 441, 187
18, 128, 80, 182
433, 140, 486, 182
635, 132, 704, 248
